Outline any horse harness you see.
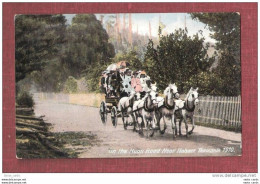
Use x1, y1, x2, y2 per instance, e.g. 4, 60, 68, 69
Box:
162, 95, 175, 110
144, 96, 154, 112
184, 101, 195, 112
184, 92, 199, 112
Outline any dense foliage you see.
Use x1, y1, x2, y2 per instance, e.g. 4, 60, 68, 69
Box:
15, 15, 67, 82
63, 14, 115, 92
190, 13, 241, 96
15, 13, 240, 96
113, 50, 143, 71
64, 76, 78, 93
143, 28, 214, 93
63, 14, 115, 78
16, 14, 115, 93
16, 90, 35, 108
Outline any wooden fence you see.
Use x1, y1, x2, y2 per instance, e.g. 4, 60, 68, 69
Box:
192, 96, 241, 127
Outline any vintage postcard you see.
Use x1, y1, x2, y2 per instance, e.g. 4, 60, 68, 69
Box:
15, 12, 242, 158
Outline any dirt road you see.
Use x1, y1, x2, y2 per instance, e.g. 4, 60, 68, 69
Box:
34, 97, 242, 158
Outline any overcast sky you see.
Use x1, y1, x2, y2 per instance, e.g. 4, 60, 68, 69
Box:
64, 13, 216, 43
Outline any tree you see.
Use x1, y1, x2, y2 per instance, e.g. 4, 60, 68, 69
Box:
113, 50, 143, 71
15, 15, 67, 82
143, 28, 214, 93
184, 71, 220, 95
64, 76, 78, 93
85, 61, 108, 92
190, 13, 241, 96
63, 14, 115, 78
30, 58, 68, 92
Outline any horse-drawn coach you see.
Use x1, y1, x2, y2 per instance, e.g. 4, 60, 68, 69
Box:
99, 61, 199, 139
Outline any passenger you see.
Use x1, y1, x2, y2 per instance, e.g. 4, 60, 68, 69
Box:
100, 71, 107, 95
110, 71, 118, 97
105, 72, 112, 97
120, 68, 133, 97
140, 73, 151, 92
115, 70, 122, 97
131, 71, 143, 95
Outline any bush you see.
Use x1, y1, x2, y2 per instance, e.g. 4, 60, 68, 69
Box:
64, 76, 78, 93
16, 90, 35, 108
86, 62, 107, 92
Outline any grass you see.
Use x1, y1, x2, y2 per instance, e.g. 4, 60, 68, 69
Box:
54, 131, 101, 147
52, 131, 101, 157
16, 137, 62, 159
16, 130, 101, 158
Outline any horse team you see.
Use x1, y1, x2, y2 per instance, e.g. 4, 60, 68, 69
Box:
118, 83, 200, 139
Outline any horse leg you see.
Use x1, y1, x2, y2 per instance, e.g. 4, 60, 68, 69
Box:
183, 115, 189, 138
137, 111, 144, 135
151, 112, 156, 129
125, 108, 129, 126
140, 116, 144, 135
126, 114, 128, 126
179, 118, 183, 136
133, 112, 138, 132
140, 111, 145, 128
146, 118, 149, 138
174, 115, 178, 137
171, 113, 176, 139
131, 112, 136, 132
155, 111, 160, 127
188, 116, 195, 135
144, 114, 153, 138
142, 113, 149, 138
121, 111, 125, 126
121, 109, 127, 130
162, 115, 166, 131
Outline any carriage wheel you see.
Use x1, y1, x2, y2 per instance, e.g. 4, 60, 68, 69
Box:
99, 101, 107, 124
146, 123, 154, 137
158, 119, 167, 134
111, 106, 118, 128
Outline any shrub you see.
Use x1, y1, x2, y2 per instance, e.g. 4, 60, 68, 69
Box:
16, 90, 35, 108
64, 76, 78, 93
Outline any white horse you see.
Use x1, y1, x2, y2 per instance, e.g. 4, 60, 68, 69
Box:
133, 90, 157, 137
155, 83, 180, 139
174, 87, 199, 137
118, 91, 136, 130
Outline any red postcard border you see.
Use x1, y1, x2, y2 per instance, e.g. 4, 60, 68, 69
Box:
2, 3, 258, 173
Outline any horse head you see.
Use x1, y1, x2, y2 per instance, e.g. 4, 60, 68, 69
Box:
151, 83, 158, 92
145, 90, 157, 109
150, 90, 158, 104
164, 83, 179, 99
188, 87, 199, 106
